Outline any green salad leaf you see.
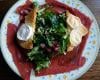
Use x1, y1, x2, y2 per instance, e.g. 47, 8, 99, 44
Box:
27, 7, 70, 71
28, 46, 50, 71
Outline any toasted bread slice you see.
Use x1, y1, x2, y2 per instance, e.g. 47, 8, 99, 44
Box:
25, 8, 38, 28
18, 8, 38, 49
18, 39, 33, 49
66, 11, 88, 52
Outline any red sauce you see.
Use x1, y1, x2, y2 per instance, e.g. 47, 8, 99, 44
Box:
7, 0, 92, 80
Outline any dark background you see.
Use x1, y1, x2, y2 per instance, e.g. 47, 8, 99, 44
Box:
0, 0, 100, 80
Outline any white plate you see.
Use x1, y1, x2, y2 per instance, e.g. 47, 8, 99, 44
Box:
0, 0, 100, 80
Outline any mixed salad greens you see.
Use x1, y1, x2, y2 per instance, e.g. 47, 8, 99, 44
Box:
27, 4, 70, 71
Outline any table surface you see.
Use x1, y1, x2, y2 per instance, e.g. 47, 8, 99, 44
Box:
0, 0, 100, 80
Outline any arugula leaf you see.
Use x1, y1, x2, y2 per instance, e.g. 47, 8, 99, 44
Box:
27, 47, 40, 61
44, 11, 58, 27
56, 23, 66, 36
59, 35, 70, 54
27, 46, 50, 71
35, 58, 50, 71
45, 34, 54, 47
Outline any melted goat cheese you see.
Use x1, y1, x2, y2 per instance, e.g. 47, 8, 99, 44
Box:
67, 12, 88, 51
17, 24, 34, 41
70, 30, 82, 46
67, 13, 81, 29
